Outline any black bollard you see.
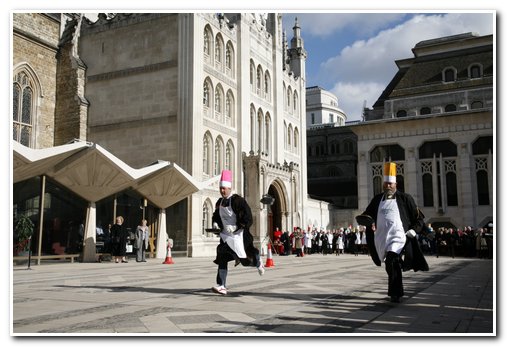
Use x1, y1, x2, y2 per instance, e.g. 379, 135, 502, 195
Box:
26, 236, 32, 270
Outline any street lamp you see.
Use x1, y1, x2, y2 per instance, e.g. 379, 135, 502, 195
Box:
260, 194, 275, 206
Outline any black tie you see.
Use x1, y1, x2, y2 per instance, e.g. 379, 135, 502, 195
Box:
221, 198, 230, 207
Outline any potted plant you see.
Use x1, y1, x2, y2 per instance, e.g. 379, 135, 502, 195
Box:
14, 214, 34, 256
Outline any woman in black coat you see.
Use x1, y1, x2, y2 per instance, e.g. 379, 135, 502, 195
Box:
110, 216, 128, 263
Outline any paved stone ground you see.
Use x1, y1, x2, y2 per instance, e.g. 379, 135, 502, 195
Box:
11, 253, 494, 335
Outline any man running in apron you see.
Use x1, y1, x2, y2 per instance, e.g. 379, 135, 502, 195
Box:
356, 162, 428, 303
211, 170, 264, 295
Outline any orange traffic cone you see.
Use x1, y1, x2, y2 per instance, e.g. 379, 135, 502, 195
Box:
265, 243, 275, 267
163, 244, 174, 264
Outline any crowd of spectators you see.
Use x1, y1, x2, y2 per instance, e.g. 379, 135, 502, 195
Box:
272, 224, 493, 259
273, 226, 370, 257
427, 224, 493, 259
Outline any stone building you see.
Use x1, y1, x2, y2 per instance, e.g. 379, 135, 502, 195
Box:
13, 13, 64, 149
305, 87, 357, 211
357, 32, 493, 229
305, 32, 493, 230
306, 86, 347, 127
306, 126, 358, 209
12, 13, 318, 260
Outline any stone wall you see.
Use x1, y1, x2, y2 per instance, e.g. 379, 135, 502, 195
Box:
80, 14, 179, 168
12, 13, 60, 149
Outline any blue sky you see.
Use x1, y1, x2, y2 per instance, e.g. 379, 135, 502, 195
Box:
282, 12, 494, 122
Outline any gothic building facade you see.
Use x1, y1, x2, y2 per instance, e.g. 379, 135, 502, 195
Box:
13, 13, 312, 258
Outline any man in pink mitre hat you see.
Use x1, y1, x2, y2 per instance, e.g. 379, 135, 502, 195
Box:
211, 170, 264, 295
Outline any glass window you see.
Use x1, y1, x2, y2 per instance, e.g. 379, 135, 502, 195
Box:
373, 176, 382, 196
396, 110, 407, 118
472, 136, 493, 155
471, 101, 483, 109
13, 177, 87, 256
214, 140, 222, 175
215, 37, 222, 63
13, 71, 34, 147
420, 107, 431, 115
419, 140, 457, 159
203, 28, 211, 56
256, 67, 262, 91
446, 172, 458, 206
445, 104, 457, 112
370, 144, 405, 162
470, 64, 482, 79
444, 68, 456, 82
477, 170, 490, 205
422, 173, 433, 207
250, 62, 255, 86
225, 142, 232, 171
203, 81, 210, 107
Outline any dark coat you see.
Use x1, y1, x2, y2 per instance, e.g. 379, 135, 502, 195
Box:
110, 223, 127, 256
359, 190, 429, 272
212, 194, 260, 267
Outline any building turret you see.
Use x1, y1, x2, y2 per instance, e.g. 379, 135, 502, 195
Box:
288, 17, 306, 79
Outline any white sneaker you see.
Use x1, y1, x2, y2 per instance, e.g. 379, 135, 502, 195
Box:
257, 265, 265, 276
211, 285, 227, 295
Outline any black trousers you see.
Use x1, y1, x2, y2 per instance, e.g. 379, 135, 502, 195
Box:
385, 251, 404, 297
214, 242, 261, 287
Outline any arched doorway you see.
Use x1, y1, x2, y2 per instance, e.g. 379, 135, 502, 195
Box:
267, 181, 286, 243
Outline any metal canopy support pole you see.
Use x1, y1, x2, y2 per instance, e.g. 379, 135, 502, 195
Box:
113, 195, 117, 223
37, 175, 46, 265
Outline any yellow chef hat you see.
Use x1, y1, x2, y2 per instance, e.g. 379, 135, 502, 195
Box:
383, 162, 397, 183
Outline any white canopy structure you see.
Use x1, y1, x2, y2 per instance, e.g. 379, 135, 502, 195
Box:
12, 140, 217, 262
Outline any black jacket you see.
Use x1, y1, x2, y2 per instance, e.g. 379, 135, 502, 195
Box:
360, 190, 429, 272
212, 194, 259, 267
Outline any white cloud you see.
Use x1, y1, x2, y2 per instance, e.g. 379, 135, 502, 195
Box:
319, 12, 494, 121
331, 81, 386, 122
289, 13, 407, 37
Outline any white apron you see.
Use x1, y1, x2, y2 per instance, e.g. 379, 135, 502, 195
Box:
375, 197, 406, 262
219, 202, 247, 259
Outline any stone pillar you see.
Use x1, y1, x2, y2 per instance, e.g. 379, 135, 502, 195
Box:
432, 155, 439, 213
357, 151, 369, 211
82, 202, 97, 262
156, 208, 168, 259
458, 142, 476, 227
405, 147, 418, 200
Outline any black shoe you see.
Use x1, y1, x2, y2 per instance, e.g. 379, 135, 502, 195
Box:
390, 296, 400, 303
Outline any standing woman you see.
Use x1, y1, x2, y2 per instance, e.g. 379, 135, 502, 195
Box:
111, 216, 128, 263
135, 219, 149, 262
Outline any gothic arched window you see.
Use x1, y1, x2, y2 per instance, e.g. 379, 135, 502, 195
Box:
203, 26, 212, 57
13, 70, 37, 147
203, 132, 213, 175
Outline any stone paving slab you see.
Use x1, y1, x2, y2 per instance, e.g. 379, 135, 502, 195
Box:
11, 253, 494, 335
